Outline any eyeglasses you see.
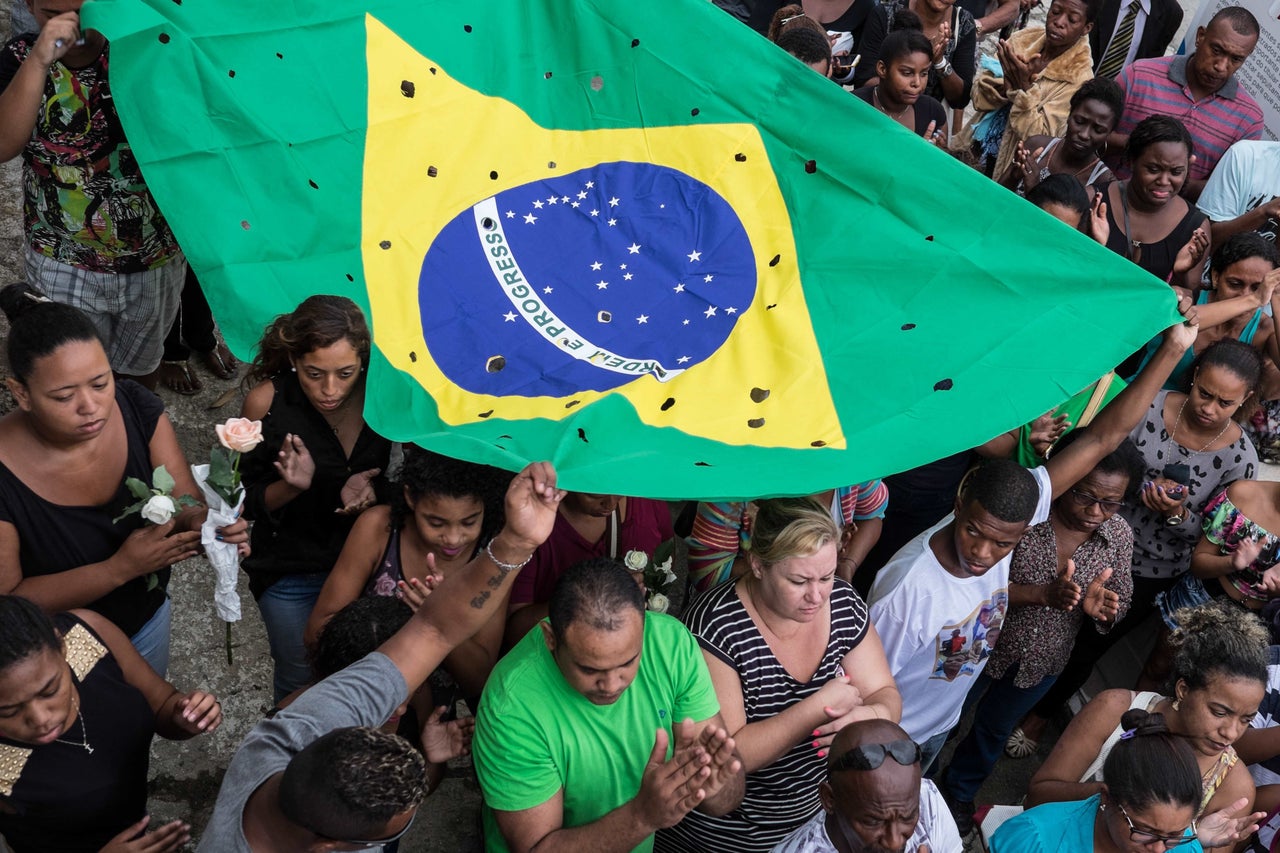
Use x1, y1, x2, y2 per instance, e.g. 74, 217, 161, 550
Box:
317, 810, 417, 850
1115, 802, 1195, 849
1067, 489, 1126, 513
830, 739, 921, 772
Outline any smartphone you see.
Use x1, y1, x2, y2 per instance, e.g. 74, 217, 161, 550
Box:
1162, 462, 1190, 497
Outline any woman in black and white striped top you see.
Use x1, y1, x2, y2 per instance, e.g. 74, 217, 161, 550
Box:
655, 498, 901, 853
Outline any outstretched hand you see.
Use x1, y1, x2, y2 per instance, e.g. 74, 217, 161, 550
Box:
1088, 190, 1109, 245
420, 706, 475, 764
1172, 227, 1209, 276
1163, 294, 1199, 352
172, 690, 222, 735
1081, 568, 1121, 623
1196, 797, 1264, 849
336, 468, 381, 515
99, 816, 190, 853
1044, 559, 1082, 611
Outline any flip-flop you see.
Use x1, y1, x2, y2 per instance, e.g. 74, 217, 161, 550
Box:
158, 360, 201, 395
1004, 727, 1038, 759
199, 340, 238, 380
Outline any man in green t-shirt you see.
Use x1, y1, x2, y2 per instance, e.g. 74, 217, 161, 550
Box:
474, 558, 744, 853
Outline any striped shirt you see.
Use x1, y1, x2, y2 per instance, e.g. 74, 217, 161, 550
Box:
654, 580, 870, 853
1110, 55, 1264, 182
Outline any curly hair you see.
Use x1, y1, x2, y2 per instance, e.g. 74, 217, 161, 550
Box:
279, 727, 427, 840
310, 597, 412, 680
1168, 599, 1269, 693
389, 446, 508, 551
244, 295, 371, 387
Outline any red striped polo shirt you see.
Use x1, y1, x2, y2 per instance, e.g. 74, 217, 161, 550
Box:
1109, 55, 1264, 182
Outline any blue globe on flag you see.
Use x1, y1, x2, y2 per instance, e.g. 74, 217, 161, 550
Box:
418, 161, 757, 397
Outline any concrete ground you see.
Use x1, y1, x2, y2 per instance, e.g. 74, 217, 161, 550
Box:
0, 1, 1213, 851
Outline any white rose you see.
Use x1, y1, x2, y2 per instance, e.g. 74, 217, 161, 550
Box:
663, 568, 678, 586
624, 549, 649, 571
657, 557, 673, 573
141, 494, 177, 524
647, 593, 670, 613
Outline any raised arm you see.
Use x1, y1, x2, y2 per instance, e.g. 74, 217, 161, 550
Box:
1044, 298, 1198, 499
0, 14, 82, 161
303, 508, 389, 649
376, 462, 563, 695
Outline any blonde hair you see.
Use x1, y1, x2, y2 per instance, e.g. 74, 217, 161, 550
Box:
749, 497, 839, 567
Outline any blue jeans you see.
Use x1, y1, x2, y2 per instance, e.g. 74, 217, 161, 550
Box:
131, 596, 172, 677
257, 573, 327, 702
943, 662, 1058, 803
919, 729, 952, 774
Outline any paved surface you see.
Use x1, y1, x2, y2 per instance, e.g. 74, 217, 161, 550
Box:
0, 2, 1215, 851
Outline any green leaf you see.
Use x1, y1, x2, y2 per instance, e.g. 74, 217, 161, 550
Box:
152, 465, 176, 495
209, 447, 234, 489
653, 537, 678, 564
144, 572, 159, 592
112, 499, 146, 524
125, 478, 152, 501
176, 495, 202, 509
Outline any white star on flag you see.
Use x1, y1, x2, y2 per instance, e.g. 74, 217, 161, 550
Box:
596, 280, 609, 290
547, 196, 558, 205
628, 243, 641, 254
577, 191, 587, 199
609, 197, 620, 207
543, 287, 554, 294
704, 306, 717, 318
704, 275, 714, 282
673, 283, 685, 293
725, 306, 738, 314
561, 196, 570, 203
687, 250, 702, 262
585, 181, 595, 188
590, 209, 599, 217
677, 356, 691, 364
503, 312, 517, 322
524, 213, 537, 224
608, 218, 617, 226
505, 210, 515, 218
532, 199, 544, 209
636, 315, 649, 324
571, 201, 580, 208
591, 261, 603, 270
623, 273, 633, 281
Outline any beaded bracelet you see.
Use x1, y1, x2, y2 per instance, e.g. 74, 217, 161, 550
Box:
486, 540, 534, 574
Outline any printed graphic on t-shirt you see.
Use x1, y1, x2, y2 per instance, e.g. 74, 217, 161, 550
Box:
930, 590, 1009, 681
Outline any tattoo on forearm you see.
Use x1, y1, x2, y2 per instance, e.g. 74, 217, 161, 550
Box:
470, 590, 492, 609
486, 573, 504, 589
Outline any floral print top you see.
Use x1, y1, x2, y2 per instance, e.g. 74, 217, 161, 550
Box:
1201, 490, 1280, 602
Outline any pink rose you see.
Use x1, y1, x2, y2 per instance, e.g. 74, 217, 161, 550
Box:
216, 418, 265, 453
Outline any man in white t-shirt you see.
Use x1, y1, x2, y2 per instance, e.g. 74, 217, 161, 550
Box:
1198, 140, 1280, 246
868, 312, 1197, 772
771, 719, 960, 853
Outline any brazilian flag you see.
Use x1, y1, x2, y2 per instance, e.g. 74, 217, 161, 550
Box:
87, 0, 1176, 499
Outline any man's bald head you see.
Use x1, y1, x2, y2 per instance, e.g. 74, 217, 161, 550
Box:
820, 720, 922, 853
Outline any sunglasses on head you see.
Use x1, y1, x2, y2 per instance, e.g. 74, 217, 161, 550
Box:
830, 739, 921, 772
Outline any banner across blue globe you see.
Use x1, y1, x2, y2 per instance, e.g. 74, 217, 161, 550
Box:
419, 161, 756, 397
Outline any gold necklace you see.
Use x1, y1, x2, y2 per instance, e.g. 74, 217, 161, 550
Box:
873, 87, 910, 120
1171, 397, 1232, 453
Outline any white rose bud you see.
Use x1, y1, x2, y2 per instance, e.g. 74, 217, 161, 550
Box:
663, 568, 678, 586
658, 557, 673, 573
647, 593, 670, 613
141, 494, 177, 525
624, 549, 649, 571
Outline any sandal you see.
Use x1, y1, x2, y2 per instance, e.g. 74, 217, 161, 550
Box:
1004, 727, 1038, 759
198, 339, 238, 380
158, 359, 202, 395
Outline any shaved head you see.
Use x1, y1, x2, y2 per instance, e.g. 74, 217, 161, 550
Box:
821, 720, 922, 853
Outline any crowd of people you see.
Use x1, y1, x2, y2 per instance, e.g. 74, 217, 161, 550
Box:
1, 0, 1279, 850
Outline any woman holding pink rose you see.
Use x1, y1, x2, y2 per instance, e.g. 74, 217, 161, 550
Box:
0, 286, 249, 675
239, 295, 392, 701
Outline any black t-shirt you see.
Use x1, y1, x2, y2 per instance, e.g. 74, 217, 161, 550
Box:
240, 372, 391, 596
0, 382, 167, 637
0, 613, 155, 853
748, 0, 878, 46
853, 85, 949, 137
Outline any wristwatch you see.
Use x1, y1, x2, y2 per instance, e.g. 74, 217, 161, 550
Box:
1164, 512, 1185, 526
936, 60, 954, 77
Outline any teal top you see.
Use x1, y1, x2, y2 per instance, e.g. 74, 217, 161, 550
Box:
990, 795, 1202, 852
